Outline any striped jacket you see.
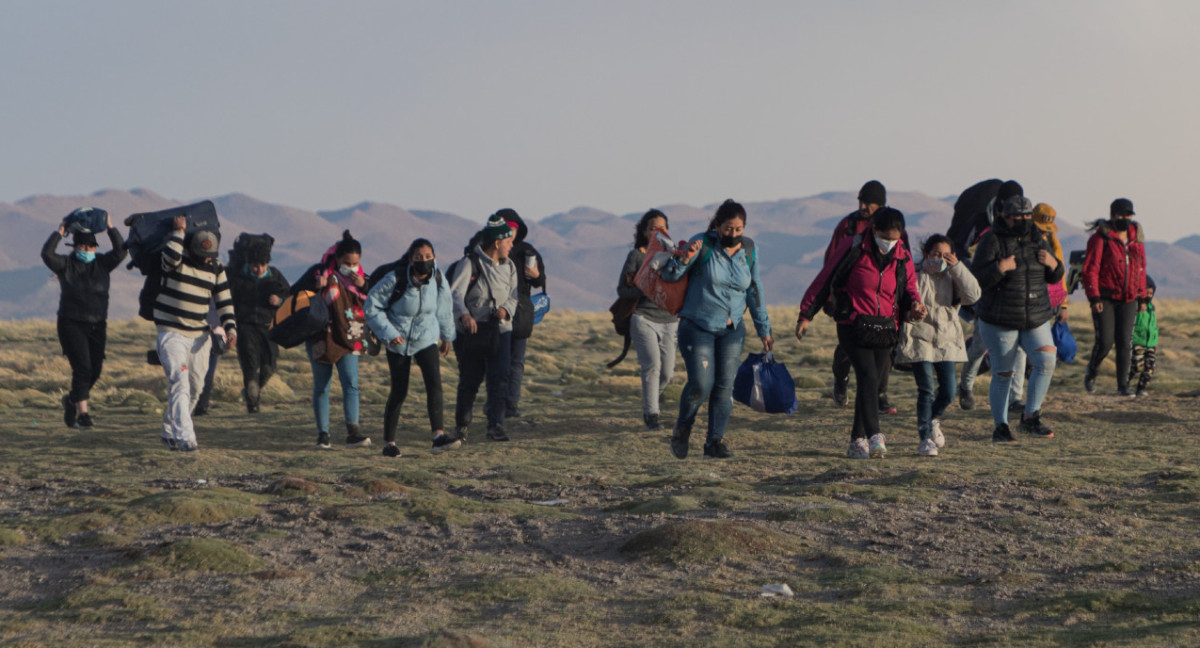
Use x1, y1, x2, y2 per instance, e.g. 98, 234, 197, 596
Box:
155, 232, 236, 336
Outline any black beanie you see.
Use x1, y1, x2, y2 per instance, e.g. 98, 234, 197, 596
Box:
858, 180, 886, 206
996, 180, 1024, 204
1146, 276, 1156, 292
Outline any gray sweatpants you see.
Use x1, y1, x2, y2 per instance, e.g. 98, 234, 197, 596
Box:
630, 312, 678, 417
157, 329, 212, 448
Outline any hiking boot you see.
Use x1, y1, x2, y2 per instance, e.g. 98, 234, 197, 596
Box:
918, 438, 939, 457
846, 438, 870, 459
1008, 399, 1025, 413
670, 424, 692, 459
62, 394, 76, 428
992, 423, 1018, 444
703, 440, 733, 459
345, 424, 372, 449
1019, 412, 1054, 438
1084, 370, 1097, 394
74, 413, 94, 429
959, 389, 976, 411
381, 444, 401, 457
832, 380, 849, 407
878, 396, 897, 415
316, 432, 332, 449
486, 426, 510, 442
868, 433, 887, 458
644, 413, 662, 431
454, 426, 469, 443
431, 434, 462, 454
931, 419, 945, 448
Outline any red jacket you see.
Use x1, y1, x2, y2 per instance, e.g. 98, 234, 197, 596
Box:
800, 235, 921, 327
1082, 222, 1147, 303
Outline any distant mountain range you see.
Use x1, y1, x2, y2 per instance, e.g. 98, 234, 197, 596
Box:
3, 188, 1197, 320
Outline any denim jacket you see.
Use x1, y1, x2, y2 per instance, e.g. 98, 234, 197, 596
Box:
364, 264, 456, 357
660, 231, 770, 337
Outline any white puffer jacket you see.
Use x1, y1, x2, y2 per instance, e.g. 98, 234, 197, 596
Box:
895, 261, 981, 364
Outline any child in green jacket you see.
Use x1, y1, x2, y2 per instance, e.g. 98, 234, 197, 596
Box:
1129, 276, 1158, 397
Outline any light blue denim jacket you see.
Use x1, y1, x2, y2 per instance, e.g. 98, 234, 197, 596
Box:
660, 231, 771, 337
364, 264, 456, 356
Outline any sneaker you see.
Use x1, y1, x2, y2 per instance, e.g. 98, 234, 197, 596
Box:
703, 441, 733, 459
1084, 370, 1097, 394
1136, 387, 1146, 398
316, 432, 332, 449
177, 441, 198, 452
454, 426, 469, 443
832, 380, 849, 407
878, 396, 897, 415
644, 413, 662, 431
1117, 387, 1136, 397
486, 426, 510, 442
74, 413, 94, 429
1008, 399, 1025, 413
992, 423, 1018, 444
431, 434, 462, 454
1019, 412, 1054, 438
62, 394, 77, 428
846, 438, 870, 459
931, 419, 945, 448
161, 436, 178, 451
868, 433, 887, 458
918, 438, 939, 457
670, 425, 692, 459
345, 423, 371, 448
382, 444, 401, 457
959, 389, 976, 410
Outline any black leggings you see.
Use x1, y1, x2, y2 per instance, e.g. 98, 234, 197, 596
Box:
1087, 299, 1137, 390
58, 318, 106, 403
833, 343, 892, 396
384, 344, 444, 442
837, 324, 892, 440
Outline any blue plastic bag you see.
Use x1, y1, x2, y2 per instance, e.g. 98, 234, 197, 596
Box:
732, 352, 799, 414
1052, 320, 1077, 363
64, 207, 108, 234
531, 292, 550, 324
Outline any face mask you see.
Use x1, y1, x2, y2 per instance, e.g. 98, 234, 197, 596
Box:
1010, 219, 1031, 236
719, 234, 743, 248
75, 250, 96, 263
338, 264, 359, 277
1111, 218, 1130, 232
925, 257, 948, 274
874, 236, 898, 255
411, 259, 435, 277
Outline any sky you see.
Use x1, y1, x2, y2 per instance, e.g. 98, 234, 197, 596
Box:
2, 0, 1197, 237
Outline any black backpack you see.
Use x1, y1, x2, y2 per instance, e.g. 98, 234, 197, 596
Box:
367, 259, 444, 308
228, 232, 274, 270
806, 234, 908, 322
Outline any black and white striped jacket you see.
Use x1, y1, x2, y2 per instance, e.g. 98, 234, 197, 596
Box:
155, 232, 236, 336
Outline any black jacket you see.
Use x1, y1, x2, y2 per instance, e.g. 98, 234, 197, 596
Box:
41, 227, 127, 323
970, 220, 1064, 331
229, 265, 291, 328
507, 214, 546, 340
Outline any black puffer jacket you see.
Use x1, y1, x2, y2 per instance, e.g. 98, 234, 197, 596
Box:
229, 266, 291, 328
970, 219, 1064, 331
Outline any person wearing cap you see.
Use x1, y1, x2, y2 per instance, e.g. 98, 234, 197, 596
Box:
227, 237, 290, 414
41, 209, 127, 429
1081, 198, 1148, 396
450, 212, 520, 442
154, 215, 237, 451
821, 180, 907, 414
969, 195, 1063, 442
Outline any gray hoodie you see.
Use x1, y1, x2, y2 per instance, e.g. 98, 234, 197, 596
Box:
450, 244, 519, 334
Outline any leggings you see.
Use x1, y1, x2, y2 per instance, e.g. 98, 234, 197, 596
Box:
837, 325, 891, 441
384, 344, 444, 442
1087, 299, 1137, 390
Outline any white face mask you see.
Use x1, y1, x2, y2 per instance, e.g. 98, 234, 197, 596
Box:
338, 264, 359, 277
875, 236, 898, 254
925, 257, 948, 274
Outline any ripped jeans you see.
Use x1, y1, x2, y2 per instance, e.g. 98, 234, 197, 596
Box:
675, 318, 745, 448
976, 319, 1056, 426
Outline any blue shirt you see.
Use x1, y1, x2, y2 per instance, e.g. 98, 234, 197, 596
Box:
660, 231, 770, 337
364, 264, 456, 356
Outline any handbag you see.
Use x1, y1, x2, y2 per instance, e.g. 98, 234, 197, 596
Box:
605, 296, 640, 368
459, 264, 502, 356
1051, 319, 1077, 363
633, 228, 690, 315
268, 290, 330, 349
532, 292, 550, 324
732, 352, 799, 414
852, 315, 899, 349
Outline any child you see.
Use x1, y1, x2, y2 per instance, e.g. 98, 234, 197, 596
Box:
1129, 276, 1158, 397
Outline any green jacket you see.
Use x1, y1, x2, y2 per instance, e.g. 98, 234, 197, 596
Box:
1132, 302, 1158, 348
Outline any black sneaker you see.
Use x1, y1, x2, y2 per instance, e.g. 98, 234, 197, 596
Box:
644, 413, 662, 431
703, 441, 733, 459
316, 432, 332, 449
878, 395, 897, 415
1019, 412, 1054, 438
670, 425, 692, 459
486, 426, 510, 442
1084, 370, 1097, 394
74, 413, 94, 429
62, 394, 76, 428
345, 423, 371, 448
431, 434, 462, 454
382, 444, 401, 457
832, 380, 849, 407
959, 389, 976, 410
454, 426, 469, 443
992, 423, 1018, 444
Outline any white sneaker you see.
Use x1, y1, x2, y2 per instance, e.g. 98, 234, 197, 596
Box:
868, 433, 887, 458
918, 438, 939, 457
846, 438, 870, 459
931, 419, 945, 448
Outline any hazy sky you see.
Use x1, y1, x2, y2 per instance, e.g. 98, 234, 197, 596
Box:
2, 1, 1197, 236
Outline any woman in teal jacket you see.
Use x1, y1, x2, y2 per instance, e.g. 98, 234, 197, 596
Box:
365, 238, 458, 457
660, 199, 773, 460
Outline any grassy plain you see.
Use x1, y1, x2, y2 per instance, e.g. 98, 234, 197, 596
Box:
2, 302, 1200, 647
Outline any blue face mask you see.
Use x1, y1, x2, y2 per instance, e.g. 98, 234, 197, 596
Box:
75, 250, 96, 263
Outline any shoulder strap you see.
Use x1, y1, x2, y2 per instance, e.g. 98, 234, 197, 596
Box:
831, 234, 865, 290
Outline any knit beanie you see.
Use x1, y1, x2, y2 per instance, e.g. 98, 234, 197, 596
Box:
482, 212, 516, 244
1032, 203, 1058, 233
71, 231, 98, 247
858, 180, 886, 206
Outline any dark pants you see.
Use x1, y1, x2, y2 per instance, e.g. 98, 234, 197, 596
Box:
911, 361, 956, 440
833, 343, 892, 396
1130, 345, 1157, 392
58, 318, 106, 403
384, 344, 444, 443
1087, 299, 1137, 390
506, 336, 528, 414
195, 337, 222, 413
838, 324, 892, 441
236, 324, 278, 407
454, 331, 512, 430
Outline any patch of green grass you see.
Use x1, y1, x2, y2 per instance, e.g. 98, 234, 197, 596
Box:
766, 503, 857, 522
0, 527, 29, 546
149, 537, 264, 573
608, 495, 702, 515
117, 488, 263, 526
621, 520, 805, 565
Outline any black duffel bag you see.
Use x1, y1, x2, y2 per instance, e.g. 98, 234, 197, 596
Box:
460, 317, 501, 356
269, 290, 330, 349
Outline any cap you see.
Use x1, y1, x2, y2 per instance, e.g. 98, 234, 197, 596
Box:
1001, 196, 1034, 217
1032, 203, 1058, 233
1110, 198, 1135, 216
190, 230, 220, 259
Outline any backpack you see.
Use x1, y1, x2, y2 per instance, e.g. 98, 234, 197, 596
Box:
228, 232, 274, 270
124, 201, 222, 321
604, 296, 640, 369
818, 234, 909, 321
367, 259, 443, 308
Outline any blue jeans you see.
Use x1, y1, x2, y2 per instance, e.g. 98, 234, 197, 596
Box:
976, 320, 1056, 426
911, 361, 956, 441
676, 318, 745, 447
307, 344, 360, 434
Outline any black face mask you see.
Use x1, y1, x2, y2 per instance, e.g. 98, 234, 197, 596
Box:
1010, 219, 1031, 236
1111, 218, 1131, 232
719, 234, 743, 248
411, 259, 435, 278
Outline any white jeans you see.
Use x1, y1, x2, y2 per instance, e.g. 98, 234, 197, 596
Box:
157, 330, 211, 447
